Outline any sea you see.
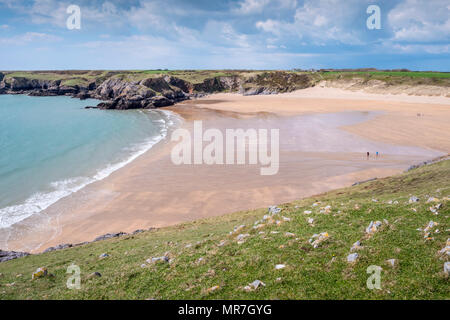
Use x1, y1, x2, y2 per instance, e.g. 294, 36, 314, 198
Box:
0, 94, 178, 229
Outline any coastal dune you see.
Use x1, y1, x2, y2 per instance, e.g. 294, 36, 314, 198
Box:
4, 87, 449, 253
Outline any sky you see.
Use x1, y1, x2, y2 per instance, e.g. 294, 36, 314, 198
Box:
0, 0, 449, 71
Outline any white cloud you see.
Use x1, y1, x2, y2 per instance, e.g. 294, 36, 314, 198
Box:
256, 0, 365, 45
234, 0, 271, 14
234, 0, 297, 15
388, 0, 450, 42
0, 32, 62, 45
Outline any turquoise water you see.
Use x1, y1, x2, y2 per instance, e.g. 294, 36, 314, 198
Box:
0, 95, 177, 228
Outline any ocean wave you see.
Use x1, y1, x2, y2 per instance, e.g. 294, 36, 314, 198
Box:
0, 109, 181, 229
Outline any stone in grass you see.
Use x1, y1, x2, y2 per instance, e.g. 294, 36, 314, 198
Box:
230, 225, 246, 234
350, 241, 362, 252
439, 239, 450, 256
217, 240, 227, 247
285, 232, 295, 237
244, 280, 266, 291
268, 206, 282, 215
206, 285, 220, 293
147, 256, 170, 264
236, 234, 250, 241
426, 197, 439, 203
347, 253, 359, 263
409, 196, 419, 203
365, 221, 382, 235
87, 272, 102, 279
309, 232, 330, 248
304, 210, 312, 214
444, 262, 450, 275
308, 218, 314, 225
275, 264, 286, 270
386, 259, 398, 267
32, 267, 48, 280
423, 221, 438, 237
99, 253, 109, 259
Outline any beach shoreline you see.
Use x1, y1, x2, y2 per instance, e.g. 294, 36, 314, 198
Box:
3, 87, 449, 253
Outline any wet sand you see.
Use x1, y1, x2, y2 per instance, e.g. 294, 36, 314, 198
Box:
4, 87, 449, 253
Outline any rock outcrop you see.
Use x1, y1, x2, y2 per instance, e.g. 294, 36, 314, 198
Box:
0, 250, 30, 263
0, 71, 316, 109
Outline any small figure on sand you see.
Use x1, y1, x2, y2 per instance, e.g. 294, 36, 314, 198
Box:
376, 151, 379, 158
367, 151, 370, 160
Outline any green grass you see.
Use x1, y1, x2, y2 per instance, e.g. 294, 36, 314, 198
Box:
310, 70, 450, 87
1, 160, 449, 300
322, 71, 450, 79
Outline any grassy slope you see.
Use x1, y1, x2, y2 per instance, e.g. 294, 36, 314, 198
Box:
313, 71, 450, 87
0, 160, 448, 300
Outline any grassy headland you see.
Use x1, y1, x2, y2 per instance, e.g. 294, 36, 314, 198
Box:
0, 160, 448, 300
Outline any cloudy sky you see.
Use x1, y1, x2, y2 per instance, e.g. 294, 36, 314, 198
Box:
0, 0, 448, 70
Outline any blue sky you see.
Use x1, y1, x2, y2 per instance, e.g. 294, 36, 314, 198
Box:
0, 0, 449, 70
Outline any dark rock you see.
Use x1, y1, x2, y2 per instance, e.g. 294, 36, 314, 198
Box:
132, 229, 145, 235
76, 92, 90, 100
0, 250, 30, 263
152, 96, 174, 108
43, 244, 72, 253
352, 178, 377, 186
141, 77, 172, 92
93, 232, 127, 242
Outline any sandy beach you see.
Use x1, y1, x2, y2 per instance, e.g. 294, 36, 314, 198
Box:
4, 87, 449, 253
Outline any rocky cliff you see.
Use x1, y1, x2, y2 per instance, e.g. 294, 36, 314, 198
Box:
0, 71, 316, 109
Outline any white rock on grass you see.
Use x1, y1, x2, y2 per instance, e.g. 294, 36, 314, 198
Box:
409, 196, 419, 203
268, 206, 282, 215
439, 239, 450, 256
236, 234, 250, 241
308, 218, 314, 225
147, 256, 169, 264
282, 216, 291, 222
217, 240, 227, 247
230, 225, 246, 234
304, 210, 312, 214
350, 241, 362, 252
444, 262, 450, 275
347, 253, 359, 263
207, 285, 220, 293
309, 232, 330, 248
423, 221, 438, 233
365, 221, 382, 235
275, 264, 286, 270
386, 259, 398, 267
245, 280, 266, 291
285, 232, 295, 237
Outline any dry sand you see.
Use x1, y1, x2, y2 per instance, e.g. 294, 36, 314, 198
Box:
4, 87, 449, 253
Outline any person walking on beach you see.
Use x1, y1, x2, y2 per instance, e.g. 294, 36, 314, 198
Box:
367, 151, 370, 160
376, 151, 379, 158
